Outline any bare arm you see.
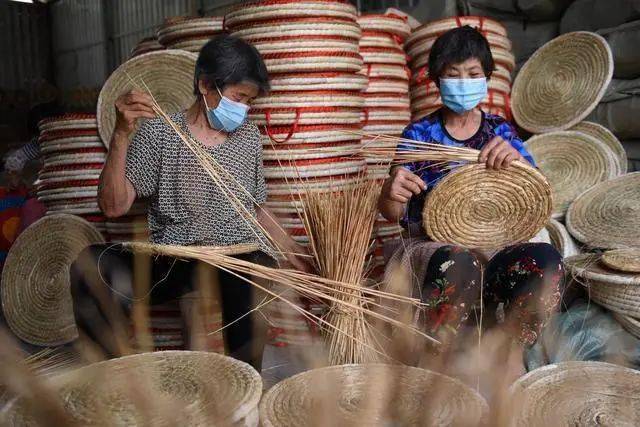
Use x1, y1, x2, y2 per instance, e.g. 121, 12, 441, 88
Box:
98, 90, 155, 218
256, 205, 312, 272
378, 166, 426, 222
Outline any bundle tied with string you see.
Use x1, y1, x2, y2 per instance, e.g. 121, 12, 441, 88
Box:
525, 131, 619, 218
259, 364, 488, 427
228, 0, 367, 348
0, 214, 104, 346
508, 361, 640, 426
566, 172, 640, 250
406, 16, 516, 121
2, 351, 263, 426
511, 31, 613, 133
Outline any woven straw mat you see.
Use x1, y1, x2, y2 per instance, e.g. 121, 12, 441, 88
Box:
511, 32, 613, 133
508, 361, 640, 426
566, 172, 640, 249
2, 351, 262, 426
571, 121, 628, 175
97, 50, 197, 148
526, 131, 618, 218
602, 248, 640, 273
259, 364, 487, 427
0, 214, 104, 346
423, 162, 552, 250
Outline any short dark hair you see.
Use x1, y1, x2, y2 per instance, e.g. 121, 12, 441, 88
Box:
427, 26, 495, 83
194, 34, 270, 96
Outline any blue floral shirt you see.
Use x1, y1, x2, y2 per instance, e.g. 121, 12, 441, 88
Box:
399, 109, 535, 230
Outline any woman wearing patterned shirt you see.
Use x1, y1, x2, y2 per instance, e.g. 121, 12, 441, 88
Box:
70, 35, 306, 367
379, 27, 563, 357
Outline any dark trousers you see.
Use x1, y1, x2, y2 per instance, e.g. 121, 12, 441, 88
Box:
69, 243, 271, 369
421, 243, 564, 346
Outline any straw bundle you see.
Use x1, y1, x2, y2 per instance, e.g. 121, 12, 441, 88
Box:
2, 351, 262, 426
97, 50, 197, 148
423, 162, 552, 249
571, 121, 628, 175
227, 0, 367, 346
0, 215, 104, 346
566, 172, 640, 249
511, 31, 613, 133
406, 16, 516, 121
508, 361, 640, 426
565, 253, 640, 318
525, 131, 619, 218
35, 114, 107, 230
260, 364, 488, 426
157, 16, 224, 52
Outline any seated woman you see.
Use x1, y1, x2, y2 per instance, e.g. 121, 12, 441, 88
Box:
379, 26, 563, 350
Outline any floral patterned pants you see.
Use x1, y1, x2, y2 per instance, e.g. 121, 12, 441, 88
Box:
421, 243, 564, 346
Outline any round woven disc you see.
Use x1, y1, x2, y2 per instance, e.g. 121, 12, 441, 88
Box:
602, 249, 640, 273
526, 131, 618, 218
566, 172, 640, 249
571, 121, 628, 175
511, 32, 613, 133
509, 361, 640, 426
260, 364, 487, 426
545, 218, 580, 258
3, 351, 262, 426
0, 214, 104, 346
423, 162, 552, 249
97, 50, 197, 148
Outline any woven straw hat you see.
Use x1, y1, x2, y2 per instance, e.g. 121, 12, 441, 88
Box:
571, 121, 628, 175
130, 36, 165, 58
602, 248, 640, 273
526, 131, 618, 218
566, 172, 640, 249
0, 215, 104, 346
361, 63, 410, 80
406, 16, 507, 50
266, 173, 361, 196
97, 50, 197, 148
406, 31, 512, 59
263, 157, 364, 179
411, 46, 515, 72
545, 219, 580, 258
262, 50, 363, 73
260, 364, 488, 426
225, 0, 357, 27
357, 13, 411, 39
254, 37, 359, 55
360, 46, 407, 66
423, 162, 552, 249
252, 91, 363, 110
38, 113, 97, 133
613, 312, 640, 339
509, 361, 640, 426
157, 17, 223, 47
511, 32, 613, 133
365, 78, 410, 94
250, 107, 362, 127
269, 72, 367, 92
230, 20, 361, 41
3, 351, 262, 426
565, 253, 640, 317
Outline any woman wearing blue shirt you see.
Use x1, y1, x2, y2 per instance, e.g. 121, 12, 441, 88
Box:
379, 26, 563, 350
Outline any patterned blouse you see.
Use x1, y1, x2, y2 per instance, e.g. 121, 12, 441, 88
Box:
399, 109, 535, 231
125, 111, 267, 249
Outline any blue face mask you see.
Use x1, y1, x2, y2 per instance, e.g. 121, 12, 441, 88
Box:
203, 87, 250, 132
439, 78, 488, 114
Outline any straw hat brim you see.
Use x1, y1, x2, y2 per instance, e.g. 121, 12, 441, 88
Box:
511, 32, 613, 133
565, 172, 640, 249
0, 214, 104, 346
509, 361, 640, 426
571, 121, 628, 175
526, 131, 618, 218
97, 50, 197, 148
423, 162, 552, 249
3, 351, 262, 425
259, 363, 488, 426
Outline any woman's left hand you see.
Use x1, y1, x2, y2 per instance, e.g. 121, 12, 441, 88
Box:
479, 136, 524, 169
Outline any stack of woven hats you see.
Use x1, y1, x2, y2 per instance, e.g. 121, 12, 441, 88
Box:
130, 36, 165, 58
356, 12, 410, 279
157, 17, 225, 52
36, 114, 108, 237
406, 16, 515, 121
227, 0, 366, 247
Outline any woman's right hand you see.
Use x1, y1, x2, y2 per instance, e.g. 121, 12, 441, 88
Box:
382, 166, 426, 203
113, 89, 156, 139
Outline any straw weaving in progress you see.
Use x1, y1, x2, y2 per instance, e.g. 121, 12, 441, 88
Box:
423, 162, 552, 249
